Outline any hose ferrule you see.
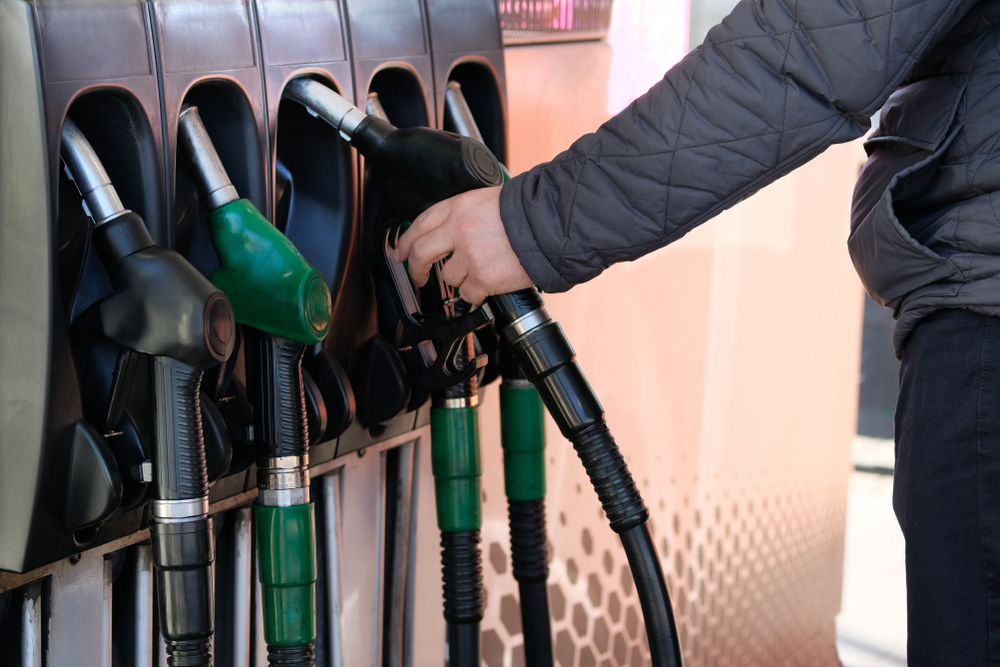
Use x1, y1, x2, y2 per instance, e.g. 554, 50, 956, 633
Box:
256, 503, 318, 646
257, 455, 310, 507
501, 377, 532, 390
433, 395, 479, 409
152, 496, 209, 523
431, 406, 482, 533
500, 306, 552, 346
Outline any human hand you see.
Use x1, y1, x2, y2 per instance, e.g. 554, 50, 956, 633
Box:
392, 187, 534, 305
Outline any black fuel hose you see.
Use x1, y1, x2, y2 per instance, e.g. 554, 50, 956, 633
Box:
488, 288, 682, 667
507, 498, 553, 666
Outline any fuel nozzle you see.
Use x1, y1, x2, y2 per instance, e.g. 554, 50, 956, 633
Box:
61, 117, 235, 667
178, 105, 330, 667
305, 79, 683, 666
281, 78, 503, 221
178, 106, 331, 345
282, 80, 493, 393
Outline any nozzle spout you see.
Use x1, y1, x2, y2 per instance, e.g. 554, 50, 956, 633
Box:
60, 117, 127, 225
283, 78, 368, 140
444, 82, 485, 144
177, 106, 239, 211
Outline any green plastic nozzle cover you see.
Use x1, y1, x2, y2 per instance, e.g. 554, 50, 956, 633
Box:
207, 199, 331, 344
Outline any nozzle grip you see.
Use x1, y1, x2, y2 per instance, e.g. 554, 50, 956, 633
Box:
151, 357, 209, 501
244, 330, 309, 460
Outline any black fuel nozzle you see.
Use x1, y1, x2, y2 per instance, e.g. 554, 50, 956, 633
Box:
281, 80, 495, 392
61, 117, 234, 667
286, 79, 683, 666
282, 78, 502, 229
61, 118, 235, 369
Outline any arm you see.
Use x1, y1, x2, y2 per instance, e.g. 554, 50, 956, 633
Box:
399, 0, 981, 300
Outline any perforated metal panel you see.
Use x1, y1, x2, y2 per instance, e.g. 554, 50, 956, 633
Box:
476, 388, 848, 667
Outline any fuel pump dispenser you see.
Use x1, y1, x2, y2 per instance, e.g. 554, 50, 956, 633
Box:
60, 117, 235, 667
444, 81, 555, 667
177, 106, 331, 667
280, 78, 684, 667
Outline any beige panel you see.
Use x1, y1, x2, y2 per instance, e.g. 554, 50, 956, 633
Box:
477, 40, 866, 666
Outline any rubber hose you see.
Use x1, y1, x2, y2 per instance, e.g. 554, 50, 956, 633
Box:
165, 638, 213, 667
508, 499, 552, 666
446, 622, 480, 667
441, 530, 485, 667
266, 643, 316, 667
621, 525, 683, 666
487, 289, 683, 667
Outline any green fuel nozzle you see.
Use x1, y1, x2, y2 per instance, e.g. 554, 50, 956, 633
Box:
62, 117, 235, 667
177, 105, 323, 667
177, 105, 331, 346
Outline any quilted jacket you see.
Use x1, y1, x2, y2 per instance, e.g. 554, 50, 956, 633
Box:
499, 0, 1000, 354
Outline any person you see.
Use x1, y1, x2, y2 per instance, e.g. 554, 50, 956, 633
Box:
394, 0, 1000, 664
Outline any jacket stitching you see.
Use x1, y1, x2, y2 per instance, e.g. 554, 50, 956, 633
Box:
884, 0, 895, 89
661, 48, 705, 236
553, 117, 853, 258
517, 176, 563, 285
704, 0, 958, 117
773, 0, 799, 166
599, 114, 841, 160
558, 145, 593, 280
704, 1, 925, 50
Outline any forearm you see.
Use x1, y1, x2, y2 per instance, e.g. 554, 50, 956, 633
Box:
501, 0, 980, 292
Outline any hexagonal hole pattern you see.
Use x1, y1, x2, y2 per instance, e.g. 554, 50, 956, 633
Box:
608, 592, 621, 623
476, 399, 847, 667
593, 617, 610, 654
489, 541, 506, 575
625, 605, 639, 640
572, 602, 588, 637
549, 583, 566, 621
556, 629, 575, 667
500, 593, 522, 636
587, 573, 602, 607
482, 629, 504, 667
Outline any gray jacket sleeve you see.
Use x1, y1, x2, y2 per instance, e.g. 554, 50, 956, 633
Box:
499, 0, 981, 293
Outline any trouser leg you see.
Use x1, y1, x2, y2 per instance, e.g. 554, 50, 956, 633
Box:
895, 308, 1000, 666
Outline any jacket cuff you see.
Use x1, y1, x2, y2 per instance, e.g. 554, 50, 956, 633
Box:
499, 174, 573, 294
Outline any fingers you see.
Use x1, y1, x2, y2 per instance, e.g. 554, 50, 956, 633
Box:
394, 198, 453, 263
437, 254, 469, 294
388, 186, 531, 304
404, 227, 456, 287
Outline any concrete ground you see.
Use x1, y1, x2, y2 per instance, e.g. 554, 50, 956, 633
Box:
836, 437, 907, 667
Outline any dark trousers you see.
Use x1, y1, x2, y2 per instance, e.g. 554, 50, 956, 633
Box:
896, 308, 1000, 665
